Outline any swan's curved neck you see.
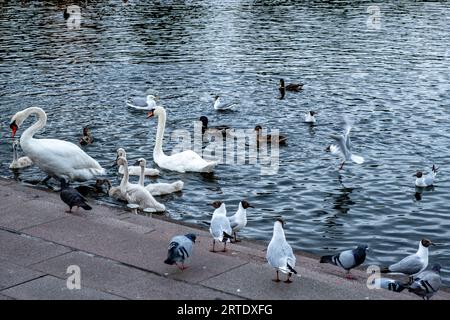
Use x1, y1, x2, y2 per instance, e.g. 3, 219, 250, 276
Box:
138, 164, 145, 186
120, 161, 129, 193
20, 107, 47, 144
154, 109, 166, 159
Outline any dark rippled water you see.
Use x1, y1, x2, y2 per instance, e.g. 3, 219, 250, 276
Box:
1, 1, 450, 286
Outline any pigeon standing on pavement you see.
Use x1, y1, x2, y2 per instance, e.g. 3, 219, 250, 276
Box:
408, 264, 442, 300
381, 239, 434, 282
164, 234, 197, 271
266, 218, 297, 283
320, 245, 368, 279
60, 178, 92, 213
209, 201, 233, 252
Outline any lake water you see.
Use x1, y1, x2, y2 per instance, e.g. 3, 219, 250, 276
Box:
1, 0, 449, 286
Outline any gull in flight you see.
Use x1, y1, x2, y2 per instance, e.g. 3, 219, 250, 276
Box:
329, 118, 364, 170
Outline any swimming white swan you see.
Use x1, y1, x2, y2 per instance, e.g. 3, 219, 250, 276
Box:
127, 95, 159, 110
116, 148, 159, 177
135, 158, 184, 196
110, 156, 165, 212
147, 106, 218, 173
9, 107, 105, 181
9, 140, 33, 169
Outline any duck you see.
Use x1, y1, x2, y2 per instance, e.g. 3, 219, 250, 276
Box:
279, 78, 304, 92
209, 201, 233, 252
414, 165, 438, 187
146, 106, 218, 173
126, 94, 159, 110
199, 116, 230, 136
304, 111, 316, 123
9, 107, 105, 182
116, 148, 159, 177
75, 179, 111, 197
110, 156, 165, 212
9, 140, 33, 169
227, 200, 254, 242
266, 218, 297, 283
79, 127, 93, 146
254, 125, 287, 146
213, 95, 235, 111
135, 158, 184, 196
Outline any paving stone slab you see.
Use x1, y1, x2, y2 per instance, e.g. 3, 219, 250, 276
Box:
0, 259, 44, 290
32, 251, 240, 300
0, 275, 123, 300
0, 230, 71, 267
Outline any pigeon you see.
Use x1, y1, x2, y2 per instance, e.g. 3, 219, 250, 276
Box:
209, 201, 233, 252
372, 278, 406, 293
164, 234, 197, 270
320, 245, 368, 279
59, 178, 92, 213
304, 111, 316, 123
381, 239, 434, 281
227, 200, 254, 242
266, 218, 297, 283
213, 95, 236, 111
127, 94, 158, 110
414, 165, 438, 187
408, 264, 442, 300
329, 118, 364, 170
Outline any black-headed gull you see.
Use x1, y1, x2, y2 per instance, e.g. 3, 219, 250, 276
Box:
329, 119, 364, 170
227, 200, 254, 242
414, 165, 438, 187
209, 201, 233, 252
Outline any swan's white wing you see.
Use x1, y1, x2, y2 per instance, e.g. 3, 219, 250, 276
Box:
163, 150, 217, 172
25, 138, 104, 180
145, 181, 183, 196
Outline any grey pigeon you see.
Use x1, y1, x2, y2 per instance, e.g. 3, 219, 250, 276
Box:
320, 245, 368, 279
164, 234, 196, 270
374, 278, 406, 293
60, 178, 92, 213
408, 264, 442, 300
381, 239, 434, 280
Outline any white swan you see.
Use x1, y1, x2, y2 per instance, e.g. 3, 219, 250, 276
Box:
135, 158, 184, 196
9, 140, 33, 169
9, 107, 105, 181
116, 148, 159, 177
109, 156, 165, 212
126, 95, 158, 110
147, 106, 218, 173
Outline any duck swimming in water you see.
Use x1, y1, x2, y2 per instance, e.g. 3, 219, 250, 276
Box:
79, 127, 93, 146
199, 116, 230, 136
254, 125, 287, 146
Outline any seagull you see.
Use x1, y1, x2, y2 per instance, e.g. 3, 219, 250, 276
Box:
227, 200, 254, 242
320, 245, 368, 279
381, 239, 434, 282
329, 119, 364, 170
126, 94, 159, 110
209, 201, 233, 252
59, 178, 92, 213
266, 218, 297, 283
408, 264, 442, 300
304, 111, 316, 123
213, 95, 235, 111
414, 165, 438, 187
164, 234, 197, 271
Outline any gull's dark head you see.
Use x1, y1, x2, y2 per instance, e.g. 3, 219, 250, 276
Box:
414, 171, 423, 178
421, 238, 434, 248
275, 217, 285, 227
309, 111, 316, 116
241, 200, 254, 209
211, 201, 223, 209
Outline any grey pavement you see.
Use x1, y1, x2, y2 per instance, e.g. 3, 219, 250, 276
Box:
0, 178, 448, 300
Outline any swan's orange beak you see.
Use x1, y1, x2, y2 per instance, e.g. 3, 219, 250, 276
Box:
146, 111, 154, 118
10, 121, 18, 139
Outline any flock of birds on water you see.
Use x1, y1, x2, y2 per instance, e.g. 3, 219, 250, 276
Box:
6, 79, 443, 300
